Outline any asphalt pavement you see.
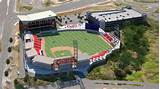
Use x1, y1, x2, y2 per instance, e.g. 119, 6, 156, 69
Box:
82, 79, 159, 89
116, 0, 159, 21
17, 0, 108, 14
28, 79, 159, 89
0, 0, 17, 88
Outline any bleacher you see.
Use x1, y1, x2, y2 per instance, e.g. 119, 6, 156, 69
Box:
90, 50, 109, 64
103, 33, 113, 43
33, 35, 41, 55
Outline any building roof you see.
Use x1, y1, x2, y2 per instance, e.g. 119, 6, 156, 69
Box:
90, 8, 144, 22
26, 48, 37, 58
32, 55, 55, 65
17, 10, 56, 21
24, 33, 32, 39
25, 42, 34, 50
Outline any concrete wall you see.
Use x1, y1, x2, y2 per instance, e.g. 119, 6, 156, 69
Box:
32, 61, 52, 69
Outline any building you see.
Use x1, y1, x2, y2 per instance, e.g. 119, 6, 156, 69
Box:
17, 10, 57, 34
86, 7, 147, 31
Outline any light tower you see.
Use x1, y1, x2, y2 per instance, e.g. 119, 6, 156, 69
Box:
72, 40, 78, 68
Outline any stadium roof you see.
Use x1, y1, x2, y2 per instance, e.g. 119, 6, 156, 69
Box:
26, 48, 37, 58
32, 55, 54, 65
17, 10, 56, 21
90, 8, 144, 22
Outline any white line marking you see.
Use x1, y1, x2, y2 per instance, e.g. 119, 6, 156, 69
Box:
13, 0, 16, 13
14, 21, 18, 26
6, 0, 10, 15
0, 20, 5, 39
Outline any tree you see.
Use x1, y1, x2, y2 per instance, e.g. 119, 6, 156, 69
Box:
114, 69, 126, 79
8, 47, 12, 53
4, 71, 9, 77
6, 58, 10, 65
9, 37, 13, 43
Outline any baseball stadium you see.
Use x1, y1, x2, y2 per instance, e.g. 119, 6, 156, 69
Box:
17, 7, 145, 76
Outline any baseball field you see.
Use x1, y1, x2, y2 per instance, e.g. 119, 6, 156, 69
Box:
44, 30, 111, 58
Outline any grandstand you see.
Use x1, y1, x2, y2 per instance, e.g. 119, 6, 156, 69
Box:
33, 35, 41, 55
22, 29, 117, 75
17, 10, 57, 34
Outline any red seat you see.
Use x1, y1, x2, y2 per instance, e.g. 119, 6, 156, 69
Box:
90, 50, 109, 63
104, 33, 113, 42
33, 35, 41, 55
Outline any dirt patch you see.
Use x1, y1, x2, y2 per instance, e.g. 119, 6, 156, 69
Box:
50, 46, 74, 56
50, 46, 83, 57
51, 46, 74, 54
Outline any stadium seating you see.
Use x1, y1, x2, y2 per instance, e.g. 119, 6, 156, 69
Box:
33, 35, 41, 55
90, 50, 109, 64
103, 33, 113, 43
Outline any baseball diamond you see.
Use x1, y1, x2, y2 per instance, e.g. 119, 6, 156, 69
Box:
53, 50, 72, 58
44, 30, 111, 58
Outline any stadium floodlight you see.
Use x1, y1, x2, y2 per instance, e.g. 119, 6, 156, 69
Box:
72, 64, 77, 68
55, 67, 59, 71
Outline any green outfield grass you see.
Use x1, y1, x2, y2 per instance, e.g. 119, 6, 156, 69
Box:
45, 31, 111, 58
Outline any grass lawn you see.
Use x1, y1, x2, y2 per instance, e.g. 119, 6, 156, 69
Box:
45, 31, 111, 57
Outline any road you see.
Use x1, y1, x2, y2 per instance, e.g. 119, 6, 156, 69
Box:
0, 0, 18, 88
18, 0, 109, 14
82, 79, 159, 89
116, 0, 159, 21
50, 0, 108, 13
28, 79, 158, 89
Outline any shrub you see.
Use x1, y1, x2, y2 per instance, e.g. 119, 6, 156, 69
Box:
6, 59, 10, 65
9, 37, 13, 43
8, 47, 12, 53
20, 5, 33, 11
14, 79, 25, 89
4, 71, 9, 77
126, 71, 144, 82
